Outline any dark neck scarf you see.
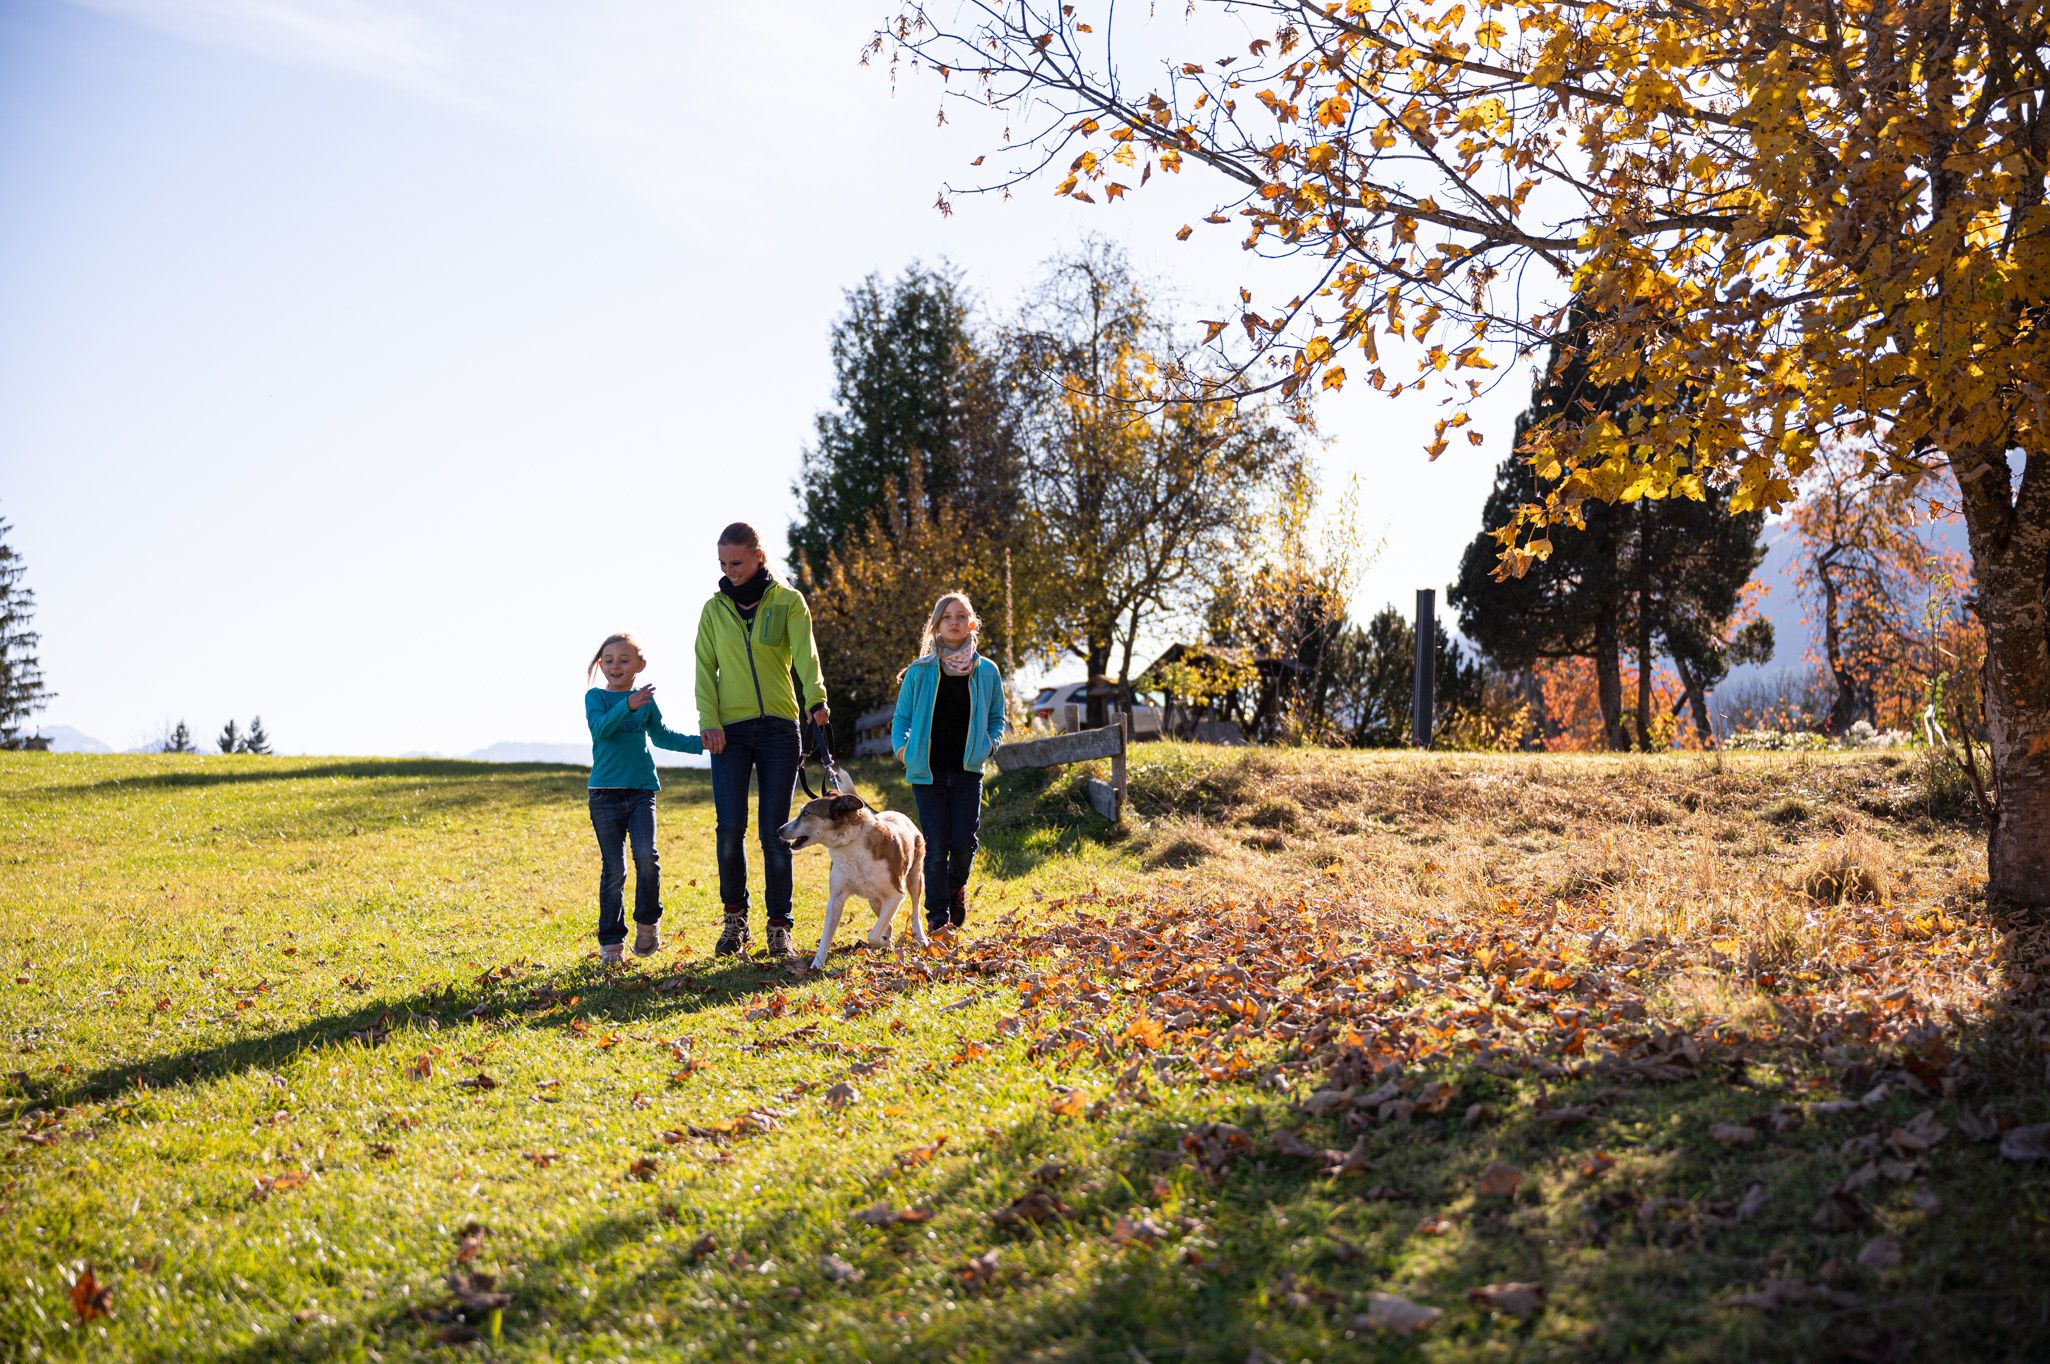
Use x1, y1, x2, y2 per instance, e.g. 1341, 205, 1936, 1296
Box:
719, 565, 775, 613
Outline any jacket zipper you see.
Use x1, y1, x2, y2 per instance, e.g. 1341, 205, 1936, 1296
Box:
724, 595, 769, 721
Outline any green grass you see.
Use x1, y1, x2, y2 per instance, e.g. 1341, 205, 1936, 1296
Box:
2, 750, 2046, 1361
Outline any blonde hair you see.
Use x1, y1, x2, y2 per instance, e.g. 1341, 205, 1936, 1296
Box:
899, 592, 979, 681
587, 631, 647, 682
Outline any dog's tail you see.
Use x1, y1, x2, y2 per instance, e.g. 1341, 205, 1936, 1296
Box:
907, 833, 925, 922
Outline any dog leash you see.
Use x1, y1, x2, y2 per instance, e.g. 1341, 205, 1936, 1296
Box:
798, 714, 846, 800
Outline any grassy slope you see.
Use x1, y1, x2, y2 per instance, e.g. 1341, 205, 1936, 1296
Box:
1, 748, 2045, 1362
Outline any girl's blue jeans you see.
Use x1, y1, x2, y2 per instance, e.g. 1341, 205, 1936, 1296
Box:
710, 716, 801, 927
588, 788, 660, 947
911, 769, 982, 926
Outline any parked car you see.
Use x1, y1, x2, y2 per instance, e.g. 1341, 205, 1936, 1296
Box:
1029, 681, 1164, 738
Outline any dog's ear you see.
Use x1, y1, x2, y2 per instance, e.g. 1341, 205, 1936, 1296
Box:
832, 768, 859, 797
829, 793, 865, 816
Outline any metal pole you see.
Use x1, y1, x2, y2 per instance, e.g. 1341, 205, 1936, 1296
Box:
1411, 588, 1436, 749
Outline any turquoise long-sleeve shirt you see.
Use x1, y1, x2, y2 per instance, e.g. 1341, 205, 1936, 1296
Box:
586, 688, 702, 790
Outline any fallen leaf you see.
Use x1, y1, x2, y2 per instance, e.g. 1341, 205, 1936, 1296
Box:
1811, 1189, 1868, 1231
626, 1156, 658, 1181
1580, 1152, 1616, 1178
1415, 1214, 1455, 1235
69, 1267, 112, 1322
1710, 1121, 1759, 1146
1857, 1235, 1902, 1271
893, 1136, 948, 1171
819, 1253, 864, 1285
854, 1203, 935, 1227
455, 1072, 498, 1091
1999, 1123, 2050, 1162
1356, 1291, 1440, 1335
524, 1151, 559, 1168
823, 1081, 859, 1110
1048, 1089, 1089, 1117
992, 1187, 1072, 1229
959, 1247, 1001, 1290
1469, 1281, 1545, 1319
1111, 1214, 1171, 1246
1475, 1162, 1522, 1198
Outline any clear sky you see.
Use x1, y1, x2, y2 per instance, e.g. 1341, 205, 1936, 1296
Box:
2, 0, 1526, 755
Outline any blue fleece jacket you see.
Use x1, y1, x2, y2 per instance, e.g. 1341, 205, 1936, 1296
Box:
891, 655, 1006, 784
586, 688, 702, 790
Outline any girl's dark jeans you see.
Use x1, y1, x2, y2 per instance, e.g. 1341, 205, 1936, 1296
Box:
911, 769, 982, 927
588, 788, 659, 947
710, 716, 801, 927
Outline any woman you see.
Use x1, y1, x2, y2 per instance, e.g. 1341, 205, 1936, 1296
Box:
694, 522, 830, 958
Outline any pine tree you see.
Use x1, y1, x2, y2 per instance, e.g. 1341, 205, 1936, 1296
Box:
789, 261, 1025, 573
217, 719, 240, 754
242, 716, 272, 755
0, 516, 55, 750
166, 720, 195, 754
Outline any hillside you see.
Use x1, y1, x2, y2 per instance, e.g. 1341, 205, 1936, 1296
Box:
1, 747, 2043, 1361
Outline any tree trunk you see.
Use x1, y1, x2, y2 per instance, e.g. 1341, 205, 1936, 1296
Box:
1085, 637, 1112, 729
1953, 445, 2050, 909
1634, 503, 1653, 750
1594, 618, 1628, 750
1673, 653, 1714, 745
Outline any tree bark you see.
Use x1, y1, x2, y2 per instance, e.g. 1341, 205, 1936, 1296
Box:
1953, 445, 2050, 910
1594, 616, 1628, 750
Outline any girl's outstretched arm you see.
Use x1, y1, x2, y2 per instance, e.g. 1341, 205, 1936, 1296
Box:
587, 689, 635, 740
645, 699, 705, 754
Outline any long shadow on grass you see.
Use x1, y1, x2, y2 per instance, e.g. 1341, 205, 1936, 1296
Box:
26, 954, 840, 1114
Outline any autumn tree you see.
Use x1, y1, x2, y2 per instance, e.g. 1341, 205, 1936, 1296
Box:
0, 516, 54, 750
880, 1, 2050, 906
1009, 239, 1303, 694
803, 452, 1050, 746
1793, 445, 1984, 735
791, 262, 1024, 572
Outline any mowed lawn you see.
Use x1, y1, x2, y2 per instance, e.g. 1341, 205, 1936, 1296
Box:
2, 749, 2047, 1362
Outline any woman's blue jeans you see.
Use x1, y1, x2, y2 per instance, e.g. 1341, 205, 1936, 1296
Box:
710, 716, 801, 927
588, 788, 659, 947
911, 769, 982, 927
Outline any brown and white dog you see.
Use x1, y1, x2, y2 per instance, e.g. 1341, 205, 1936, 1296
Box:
778, 793, 928, 969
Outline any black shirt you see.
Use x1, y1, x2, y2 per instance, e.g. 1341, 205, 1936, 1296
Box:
928, 671, 972, 774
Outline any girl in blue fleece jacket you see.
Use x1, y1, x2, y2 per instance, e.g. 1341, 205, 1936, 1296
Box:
891, 593, 1006, 932
586, 631, 702, 964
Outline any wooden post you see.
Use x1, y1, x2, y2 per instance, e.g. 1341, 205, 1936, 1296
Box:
1411, 588, 1436, 749
1111, 710, 1131, 823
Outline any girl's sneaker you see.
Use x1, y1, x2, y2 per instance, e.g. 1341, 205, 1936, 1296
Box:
600, 942, 624, 965
764, 925, 797, 959
949, 885, 969, 928
633, 922, 661, 956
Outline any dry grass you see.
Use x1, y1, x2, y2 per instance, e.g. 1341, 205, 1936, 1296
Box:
1108, 744, 1992, 1022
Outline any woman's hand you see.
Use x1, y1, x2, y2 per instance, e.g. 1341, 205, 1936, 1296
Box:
702, 728, 725, 755
811, 705, 831, 727
627, 686, 656, 711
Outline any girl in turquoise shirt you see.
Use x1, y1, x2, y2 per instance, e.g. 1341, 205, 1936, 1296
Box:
891, 593, 1006, 933
586, 631, 702, 964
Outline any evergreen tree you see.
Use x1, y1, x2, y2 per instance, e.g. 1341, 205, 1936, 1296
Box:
790, 261, 1024, 573
166, 720, 195, 754
217, 719, 240, 754
243, 716, 272, 755
0, 516, 55, 750
1451, 309, 1769, 747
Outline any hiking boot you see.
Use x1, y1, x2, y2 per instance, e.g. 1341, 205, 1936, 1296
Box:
599, 941, 624, 966
715, 905, 751, 957
949, 884, 969, 929
633, 922, 661, 957
763, 924, 797, 959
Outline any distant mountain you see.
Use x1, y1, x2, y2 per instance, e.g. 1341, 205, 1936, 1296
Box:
37, 725, 113, 754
